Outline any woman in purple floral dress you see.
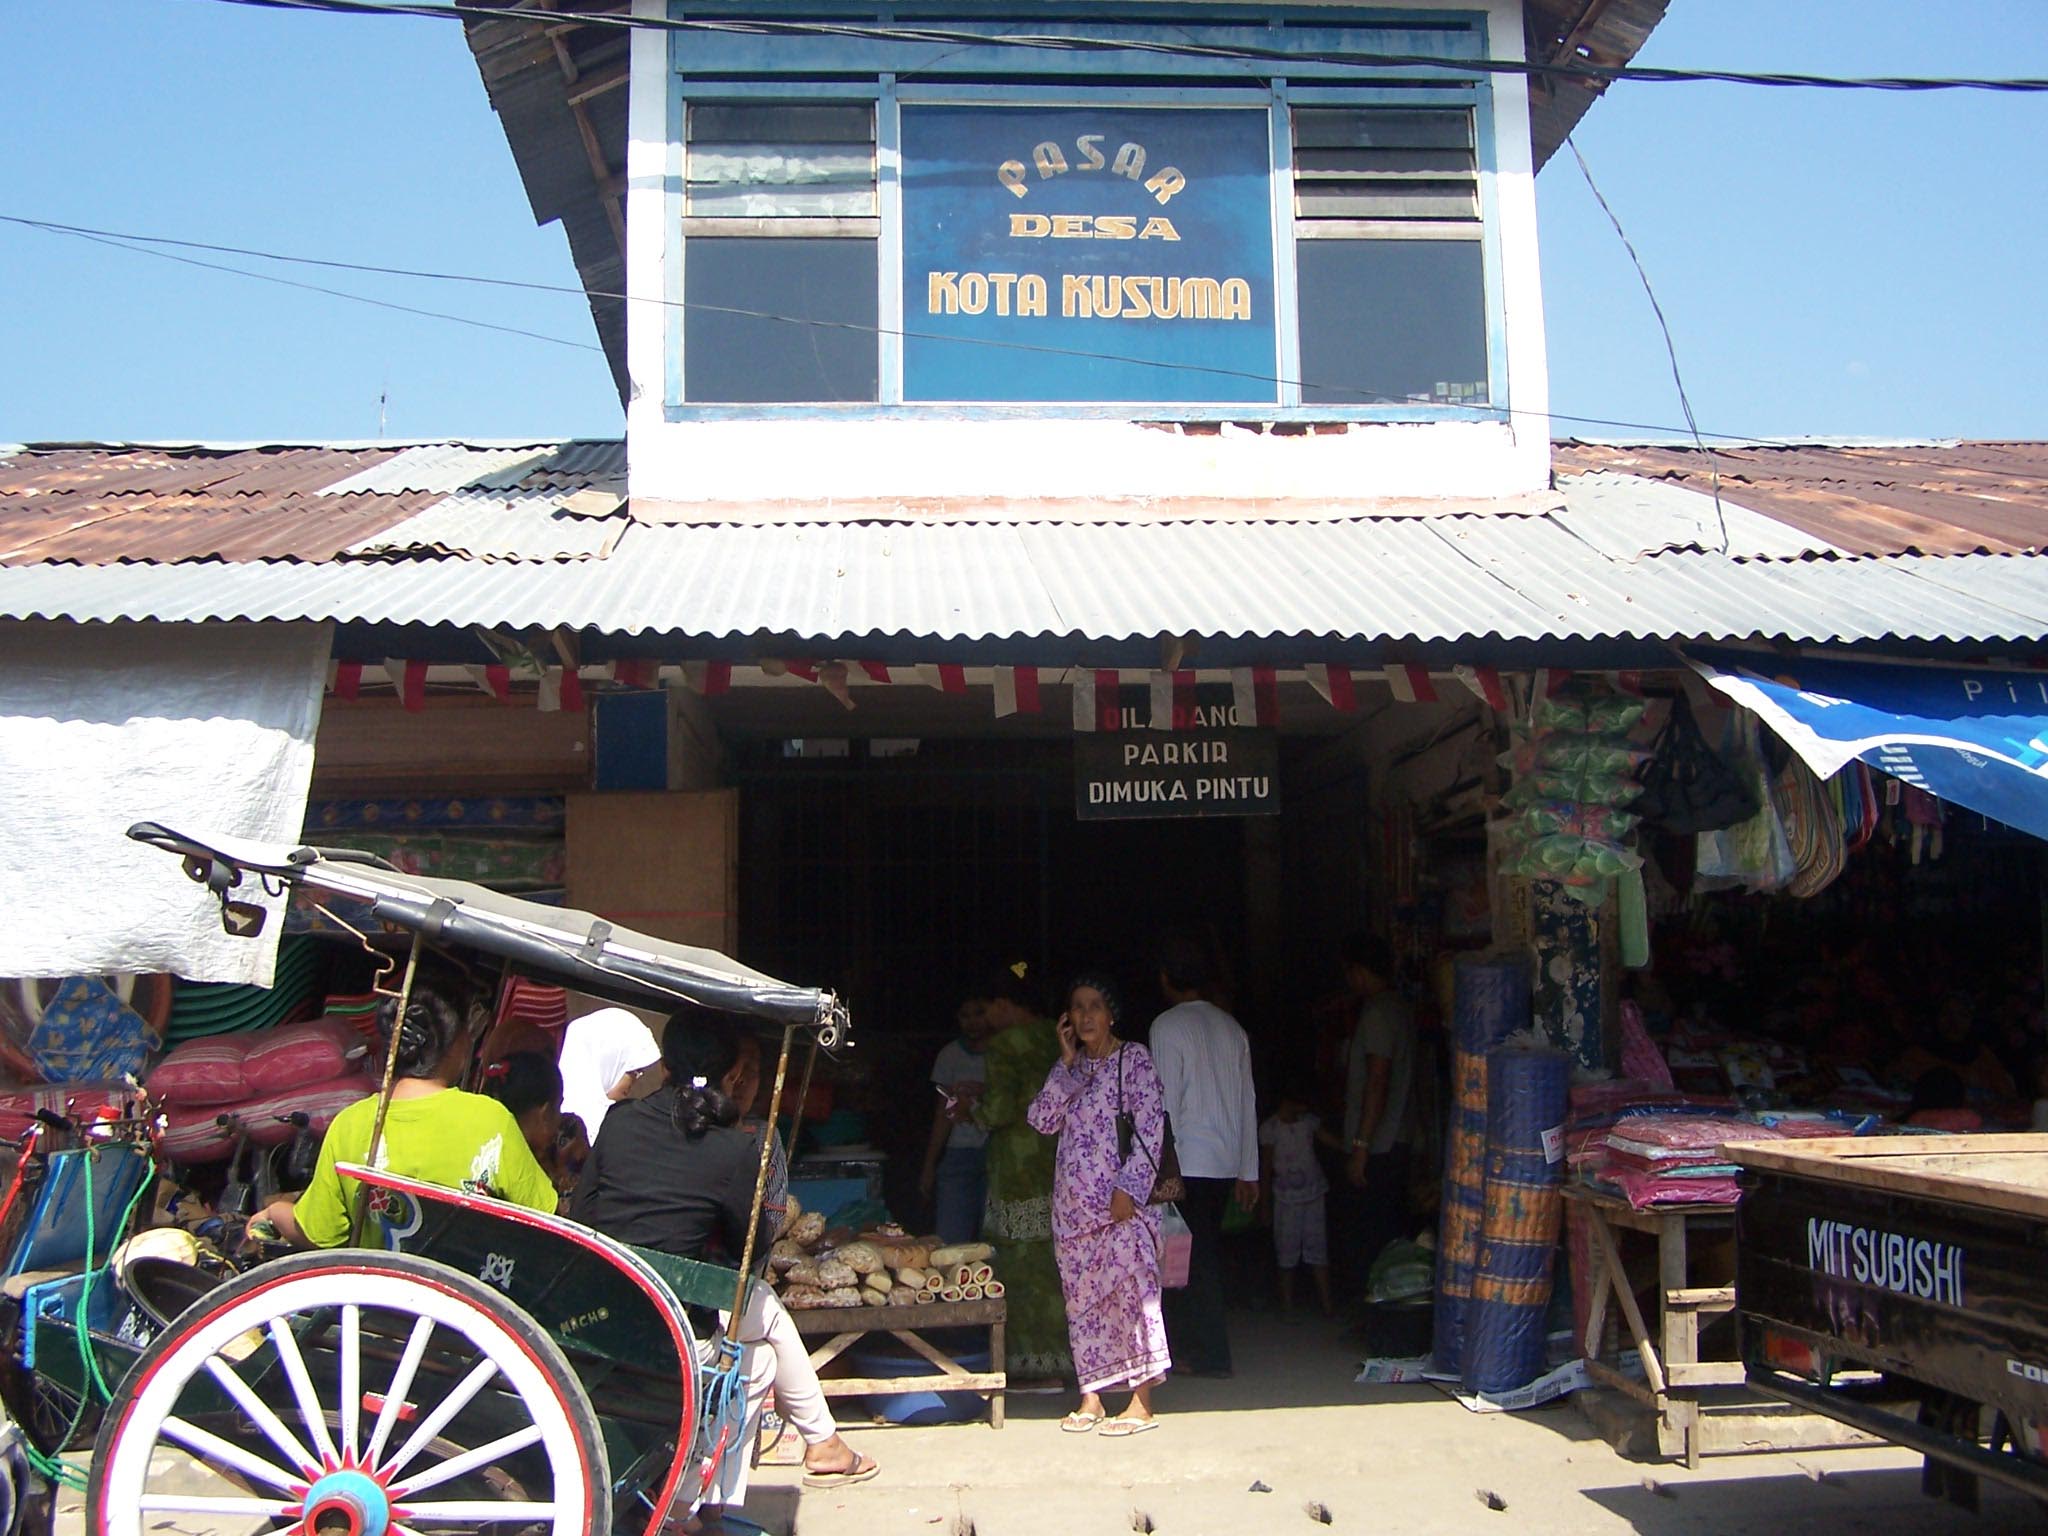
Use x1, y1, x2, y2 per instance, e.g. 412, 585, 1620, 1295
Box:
1027, 972, 1172, 1435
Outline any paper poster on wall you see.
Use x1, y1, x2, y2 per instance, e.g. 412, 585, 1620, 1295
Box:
900, 104, 1278, 403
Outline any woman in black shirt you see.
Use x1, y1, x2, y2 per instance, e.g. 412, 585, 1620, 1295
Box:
570, 1008, 877, 1532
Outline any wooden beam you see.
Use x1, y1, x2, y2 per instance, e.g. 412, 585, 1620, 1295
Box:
566, 64, 629, 106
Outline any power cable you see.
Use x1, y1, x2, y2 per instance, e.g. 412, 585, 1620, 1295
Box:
40, 221, 603, 353
1565, 136, 1728, 552
2, 210, 1804, 445
195, 0, 2048, 94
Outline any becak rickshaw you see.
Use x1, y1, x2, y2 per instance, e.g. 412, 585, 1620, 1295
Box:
69, 822, 850, 1536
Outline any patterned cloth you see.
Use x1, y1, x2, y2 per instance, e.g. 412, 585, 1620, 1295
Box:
1028, 1043, 1172, 1396
30, 977, 153, 1085
974, 1017, 1069, 1375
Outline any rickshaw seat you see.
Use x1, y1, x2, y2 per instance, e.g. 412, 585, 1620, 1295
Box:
626, 1244, 754, 1318
2, 1265, 82, 1301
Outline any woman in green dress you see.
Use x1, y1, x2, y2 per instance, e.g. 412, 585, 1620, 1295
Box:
971, 965, 1073, 1382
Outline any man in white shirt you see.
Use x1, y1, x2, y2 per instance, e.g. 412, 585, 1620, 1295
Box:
1148, 935, 1258, 1378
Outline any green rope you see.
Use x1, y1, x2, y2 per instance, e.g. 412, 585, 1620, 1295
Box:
21, 1147, 156, 1494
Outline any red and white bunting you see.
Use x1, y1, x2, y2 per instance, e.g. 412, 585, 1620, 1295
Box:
614, 658, 658, 690
1453, 665, 1509, 711
1150, 670, 1173, 730
818, 662, 855, 711
915, 663, 968, 694
1072, 669, 1122, 731
993, 666, 1041, 718
536, 669, 562, 713
329, 660, 363, 701
383, 658, 427, 712
1305, 664, 1357, 712
859, 662, 892, 684
1607, 669, 1646, 698
558, 665, 584, 712
1230, 667, 1278, 727
464, 664, 512, 702
1537, 668, 1571, 699
1155, 669, 1195, 728
1381, 664, 1437, 705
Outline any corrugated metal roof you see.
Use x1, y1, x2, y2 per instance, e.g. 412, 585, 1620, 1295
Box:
0, 492, 439, 564
347, 489, 627, 562
1554, 441, 2048, 557
319, 443, 563, 496
3, 518, 2042, 648
1554, 472, 1844, 561
1524, 0, 1673, 170
0, 444, 405, 500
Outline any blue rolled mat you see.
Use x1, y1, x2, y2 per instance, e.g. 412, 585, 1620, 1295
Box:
1431, 958, 1533, 1374
1463, 1046, 1572, 1394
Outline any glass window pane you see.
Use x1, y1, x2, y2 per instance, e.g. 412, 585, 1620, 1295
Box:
684, 238, 879, 404
1294, 239, 1487, 407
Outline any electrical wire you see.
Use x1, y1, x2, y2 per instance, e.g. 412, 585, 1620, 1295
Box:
36, 221, 604, 354
1565, 136, 1727, 552
194, 0, 2048, 95
2, 210, 1804, 445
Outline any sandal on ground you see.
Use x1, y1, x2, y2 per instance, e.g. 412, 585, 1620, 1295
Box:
1099, 1417, 1158, 1438
1059, 1410, 1102, 1433
801, 1452, 881, 1489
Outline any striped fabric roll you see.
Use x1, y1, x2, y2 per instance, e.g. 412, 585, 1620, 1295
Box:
1464, 1047, 1572, 1394
1430, 959, 1532, 1375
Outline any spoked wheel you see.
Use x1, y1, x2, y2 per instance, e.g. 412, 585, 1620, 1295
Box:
87, 1251, 610, 1536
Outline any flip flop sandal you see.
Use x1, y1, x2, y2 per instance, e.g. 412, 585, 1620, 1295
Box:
802, 1453, 881, 1489
1060, 1411, 1103, 1434
1100, 1418, 1159, 1438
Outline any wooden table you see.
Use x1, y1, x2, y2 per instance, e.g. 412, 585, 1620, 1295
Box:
790, 1297, 1007, 1428
1567, 1185, 1871, 1467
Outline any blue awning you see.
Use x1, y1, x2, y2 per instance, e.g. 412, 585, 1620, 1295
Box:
1689, 647, 2048, 843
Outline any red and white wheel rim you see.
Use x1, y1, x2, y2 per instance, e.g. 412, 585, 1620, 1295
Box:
96, 1266, 592, 1536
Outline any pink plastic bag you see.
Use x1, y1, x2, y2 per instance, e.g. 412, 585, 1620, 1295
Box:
1158, 1204, 1192, 1289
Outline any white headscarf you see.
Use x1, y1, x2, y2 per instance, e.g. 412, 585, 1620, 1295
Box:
558, 1007, 663, 1138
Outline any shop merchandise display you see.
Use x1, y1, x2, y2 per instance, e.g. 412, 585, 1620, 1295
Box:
1496, 689, 1652, 902
767, 1198, 1004, 1309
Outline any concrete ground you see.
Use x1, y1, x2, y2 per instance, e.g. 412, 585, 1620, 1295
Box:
742, 1312, 2046, 1536
53, 1310, 2045, 1536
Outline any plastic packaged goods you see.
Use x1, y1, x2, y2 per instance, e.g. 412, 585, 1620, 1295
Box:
1532, 693, 1649, 737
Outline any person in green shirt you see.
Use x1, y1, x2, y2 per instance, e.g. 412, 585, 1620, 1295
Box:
969, 964, 1072, 1383
261, 957, 559, 1248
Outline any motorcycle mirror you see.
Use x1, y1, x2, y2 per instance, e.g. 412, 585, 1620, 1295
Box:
221, 898, 267, 938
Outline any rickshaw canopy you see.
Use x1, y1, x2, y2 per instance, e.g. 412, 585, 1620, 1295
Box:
127, 822, 844, 1035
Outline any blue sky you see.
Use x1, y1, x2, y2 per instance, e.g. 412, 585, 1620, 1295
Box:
3, 1, 2044, 443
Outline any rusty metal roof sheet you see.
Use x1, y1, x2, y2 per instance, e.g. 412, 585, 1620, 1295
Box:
320, 443, 565, 496
1554, 441, 2048, 558
1525, 0, 1674, 169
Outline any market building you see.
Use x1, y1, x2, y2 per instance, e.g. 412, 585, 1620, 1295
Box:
5, 0, 2048, 1505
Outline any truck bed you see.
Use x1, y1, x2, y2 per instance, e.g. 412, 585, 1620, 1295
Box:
1729, 1134, 2048, 1506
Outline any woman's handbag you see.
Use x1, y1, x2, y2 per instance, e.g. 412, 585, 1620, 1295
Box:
1115, 1046, 1185, 1205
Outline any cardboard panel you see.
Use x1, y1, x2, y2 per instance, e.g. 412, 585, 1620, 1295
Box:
312, 696, 591, 793
567, 790, 738, 953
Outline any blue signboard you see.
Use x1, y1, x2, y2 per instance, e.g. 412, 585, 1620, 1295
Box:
900, 105, 1277, 404
1691, 647, 2048, 843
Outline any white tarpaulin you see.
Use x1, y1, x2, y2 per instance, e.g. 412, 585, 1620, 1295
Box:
0, 620, 331, 984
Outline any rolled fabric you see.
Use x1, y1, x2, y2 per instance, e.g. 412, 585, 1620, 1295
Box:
941, 1286, 964, 1302
1432, 957, 1533, 1376
970, 1263, 994, 1287
1464, 1047, 1571, 1395
960, 1283, 984, 1300
983, 1280, 1006, 1299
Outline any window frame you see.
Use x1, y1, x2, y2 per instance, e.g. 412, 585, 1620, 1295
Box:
664, 72, 1505, 421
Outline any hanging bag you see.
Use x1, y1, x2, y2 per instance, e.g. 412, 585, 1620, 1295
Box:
1634, 693, 1758, 835
1115, 1046, 1185, 1206
1157, 1204, 1193, 1289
